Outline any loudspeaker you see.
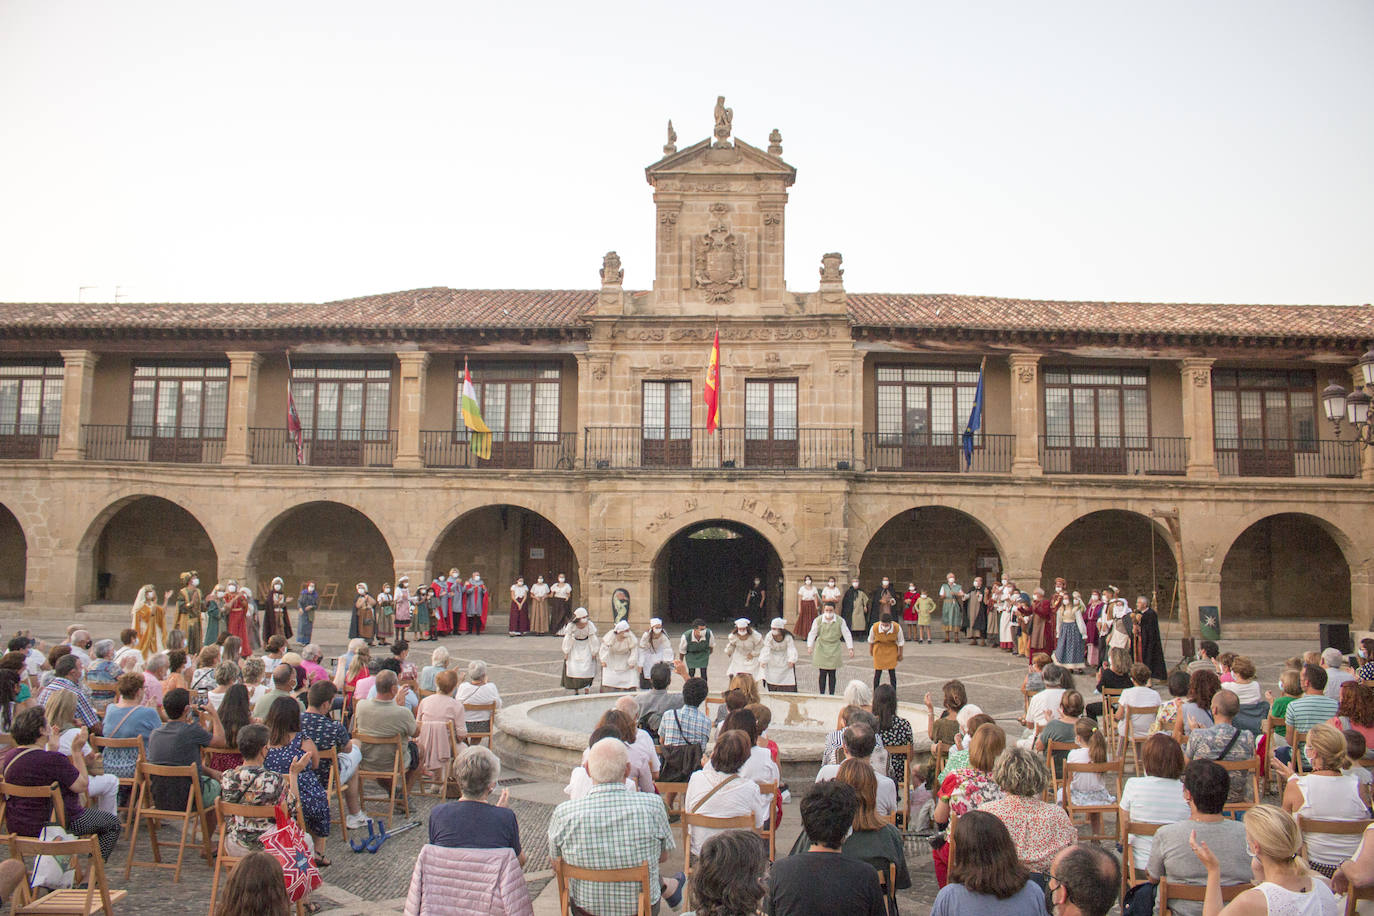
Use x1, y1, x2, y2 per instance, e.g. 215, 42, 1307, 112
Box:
1320, 623, 1352, 654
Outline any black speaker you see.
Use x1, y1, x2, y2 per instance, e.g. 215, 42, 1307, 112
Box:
1320, 623, 1352, 654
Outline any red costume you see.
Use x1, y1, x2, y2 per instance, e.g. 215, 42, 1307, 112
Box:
458, 578, 491, 634
1030, 595, 1055, 655
224, 589, 250, 656
901, 589, 920, 623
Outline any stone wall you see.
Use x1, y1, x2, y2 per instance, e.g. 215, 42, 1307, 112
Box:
93, 496, 218, 601
1221, 515, 1351, 620
249, 501, 393, 600
857, 507, 1001, 594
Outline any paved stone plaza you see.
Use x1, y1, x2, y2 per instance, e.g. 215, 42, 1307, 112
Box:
75, 626, 1314, 915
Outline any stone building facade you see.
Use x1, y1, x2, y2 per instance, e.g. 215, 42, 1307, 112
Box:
1, 100, 1372, 640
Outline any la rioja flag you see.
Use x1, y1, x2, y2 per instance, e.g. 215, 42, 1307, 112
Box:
285, 353, 304, 465
704, 329, 720, 433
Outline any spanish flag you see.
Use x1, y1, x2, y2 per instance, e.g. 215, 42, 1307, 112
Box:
461, 359, 492, 460
704, 329, 720, 433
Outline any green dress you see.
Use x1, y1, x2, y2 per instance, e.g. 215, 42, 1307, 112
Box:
683, 631, 713, 669
811, 616, 847, 670
203, 597, 221, 644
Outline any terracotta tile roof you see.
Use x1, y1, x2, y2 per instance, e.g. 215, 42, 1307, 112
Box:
846, 293, 1374, 340
0, 288, 598, 331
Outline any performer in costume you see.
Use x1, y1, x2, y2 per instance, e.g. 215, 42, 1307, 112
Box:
204, 584, 224, 646
1028, 587, 1055, 656
915, 587, 936, 644
242, 586, 262, 654
1105, 586, 1133, 655
549, 573, 573, 634
598, 620, 639, 691
901, 583, 920, 642
441, 568, 461, 636
637, 619, 673, 688
744, 576, 767, 626
132, 584, 170, 659
1054, 581, 1088, 670
819, 578, 843, 626
724, 618, 764, 679
758, 618, 797, 692
263, 577, 293, 645
375, 583, 394, 644
996, 576, 1017, 651
175, 571, 204, 656
868, 611, 904, 688
871, 577, 898, 640
296, 581, 318, 647
806, 603, 853, 696
796, 576, 820, 637
460, 572, 490, 635
529, 575, 550, 635
508, 576, 530, 637
678, 619, 714, 684
560, 607, 598, 694
841, 577, 869, 641
1083, 589, 1104, 668
411, 584, 431, 640
940, 572, 966, 643
392, 576, 411, 643
1134, 594, 1167, 681
353, 582, 377, 645
967, 576, 988, 646
223, 580, 249, 658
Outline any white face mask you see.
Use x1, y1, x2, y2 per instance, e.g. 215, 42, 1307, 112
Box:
473, 576, 481, 583
823, 610, 836, 619
851, 581, 859, 588
558, 577, 565, 583
828, 581, 836, 588
357, 587, 366, 595
881, 580, 889, 587
191, 578, 199, 587
227, 584, 237, 593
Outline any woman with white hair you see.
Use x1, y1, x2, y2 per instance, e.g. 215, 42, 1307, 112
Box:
426, 745, 523, 863
599, 621, 639, 692
455, 660, 502, 732
419, 645, 451, 693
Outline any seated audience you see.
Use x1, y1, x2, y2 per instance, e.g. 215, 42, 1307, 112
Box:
660, 675, 712, 750
1190, 640, 1220, 674
935, 721, 1007, 826
635, 661, 684, 719
1276, 663, 1338, 765
208, 683, 253, 771
454, 660, 501, 732
793, 758, 910, 891
1048, 843, 1120, 916
45, 690, 119, 817
1184, 688, 1256, 804
35, 654, 100, 729
299, 645, 331, 686
190, 645, 219, 691
99, 672, 161, 777
977, 746, 1077, 877
1331, 680, 1374, 756
299, 681, 365, 829
1150, 670, 1192, 735
1191, 804, 1337, 915
873, 683, 913, 789
262, 695, 331, 863
219, 723, 307, 855
614, 695, 660, 777
687, 830, 768, 916
1222, 655, 1262, 705
428, 745, 524, 866
1118, 663, 1163, 738
1325, 647, 1357, 700
1086, 651, 1131, 721
148, 687, 225, 818
252, 663, 299, 719
1277, 723, 1368, 877
1173, 668, 1223, 743
597, 707, 656, 792
213, 851, 292, 916
418, 645, 450, 693
353, 670, 420, 793
1035, 690, 1085, 779
766, 780, 884, 916
684, 729, 771, 855
1118, 733, 1190, 875
208, 660, 241, 710
565, 726, 637, 800
815, 723, 897, 817
416, 669, 469, 782
722, 707, 777, 788
1145, 759, 1251, 916
931, 809, 1046, 915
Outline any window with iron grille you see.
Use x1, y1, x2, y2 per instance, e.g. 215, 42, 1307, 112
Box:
130, 362, 228, 439
745, 379, 797, 440
290, 363, 392, 441
875, 365, 981, 447
643, 380, 692, 438
0, 361, 63, 436
1211, 369, 1317, 451
454, 362, 561, 442
1043, 367, 1150, 449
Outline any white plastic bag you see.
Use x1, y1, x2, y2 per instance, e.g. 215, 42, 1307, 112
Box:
30, 824, 78, 890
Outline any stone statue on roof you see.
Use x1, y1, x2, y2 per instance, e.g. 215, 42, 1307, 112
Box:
713, 95, 733, 147
664, 120, 677, 155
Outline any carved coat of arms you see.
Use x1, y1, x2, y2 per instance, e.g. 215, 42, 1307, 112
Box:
694, 221, 747, 303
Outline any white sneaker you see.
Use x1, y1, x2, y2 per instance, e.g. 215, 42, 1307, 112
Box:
345, 813, 369, 830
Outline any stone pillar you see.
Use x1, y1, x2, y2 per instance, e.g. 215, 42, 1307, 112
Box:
54, 350, 99, 461
1180, 358, 1218, 478
1007, 353, 1042, 476
1355, 367, 1374, 482
395, 351, 429, 469
223, 351, 262, 466
1352, 568, 1373, 634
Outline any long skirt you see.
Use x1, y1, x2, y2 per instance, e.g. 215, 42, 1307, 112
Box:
1056, 622, 1086, 666
509, 600, 530, 634
796, 599, 818, 637
549, 597, 571, 634
530, 597, 549, 633
376, 610, 394, 639
998, 610, 1014, 649
561, 664, 593, 691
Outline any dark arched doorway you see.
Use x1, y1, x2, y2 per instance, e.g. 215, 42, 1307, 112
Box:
91, 496, 217, 604
0, 504, 26, 599
1221, 514, 1351, 621
430, 505, 580, 607
1040, 510, 1179, 616
249, 502, 393, 600
858, 507, 1003, 595
654, 521, 783, 624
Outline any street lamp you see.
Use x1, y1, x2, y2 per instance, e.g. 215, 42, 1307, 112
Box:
1323, 348, 1374, 449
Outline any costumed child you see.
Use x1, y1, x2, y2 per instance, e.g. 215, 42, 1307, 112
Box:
1060, 716, 1114, 838
868, 611, 904, 689
412, 584, 432, 641
393, 576, 412, 643
901, 583, 920, 642
915, 588, 936, 646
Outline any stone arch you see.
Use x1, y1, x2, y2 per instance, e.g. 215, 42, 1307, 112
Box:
849, 498, 1014, 577
0, 502, 27, 600
856, 505, 1006, 595
1219, 512, 1354, 622
636, 504, 799, 578
422, 494, 586, 579
650, 519, 785, 623
1039, 509, 1181, 615
76, 494, 220, 605
1210, 506, 1361, 576
246, 500, 395, 600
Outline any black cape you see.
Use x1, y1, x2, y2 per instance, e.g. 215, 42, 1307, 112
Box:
1137, 607, 1167, 680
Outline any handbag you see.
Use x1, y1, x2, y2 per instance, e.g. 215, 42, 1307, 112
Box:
658, 710, 704, 783
259, 802, 322, 903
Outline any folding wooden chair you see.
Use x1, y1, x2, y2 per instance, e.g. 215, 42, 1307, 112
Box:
462, 703, 497, 747
0, 732, 14, 749
1292, 729, 1310, 776
1120, 816, 1160, 901
683, 813, 755, 907
553, 857, 652, 916
7, 833, 126, 916
1043, 740, 1077, 800
756, 781, 778, 860
1061, 758, 1124, 842
1262, 714, 1286, 793
1101, 687, 1124, 733
320, 583, 339, 610
930, 742, 950, 781
416, 720, 463, 800
351, 733, 410, 827
1217, 758, 1262, 819
89, 735, 144, 831
884, 742, 913, 827
316, 746, 354, 844
1119, 705, 1159, 772
1159, 878, 1252, 915
1345, 883, 1374, 916
123, 761, 213, 883
209, 792, 308, 916
0, 780, 66, 833
82, 678, 115, 715
867, 858, 899, 916
1297, 816, 1374, 870
654, 779, 689, 831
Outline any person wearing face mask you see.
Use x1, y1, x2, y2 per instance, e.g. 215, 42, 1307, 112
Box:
807, 602, 854, 695
796, 576, 820, 637
174, 571, 205, 655
941, 573, 967, 644
997, 576, 1018, 652
820, 577, 843, 618
429, 568, 454, 637
508, 576, 530, 637
842, 577, 869, 641
744, 576, 767, 627
561, 608, 598, 695
223, 580, 250, 659
204, 584, 225, 646
600, 620, 639, 692
391, 576, 411, 643
296, 580, 318, 648
637, 619, 672, 688
760, 618, 798, 693
965, 576, 987, 645
529, 575, 551, 635
461, 572, 489, 635
132, 584, 171, 659
549, 573, 573, 635
725, 619, 764, 680
352, 583, 377, 646
679, 619, 715, 685
1082, 590, 1104, 668
871, 577, 899, 636
262, 576, 293, 646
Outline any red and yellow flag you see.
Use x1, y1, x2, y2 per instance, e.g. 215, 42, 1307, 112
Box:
704, 329, 720, 433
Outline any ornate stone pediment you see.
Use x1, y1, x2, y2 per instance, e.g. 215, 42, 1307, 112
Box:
693, 218, 747, 303
645, 137, 796, 184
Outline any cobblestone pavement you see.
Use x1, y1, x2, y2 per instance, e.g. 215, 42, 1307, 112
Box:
67, 630, 1309, 915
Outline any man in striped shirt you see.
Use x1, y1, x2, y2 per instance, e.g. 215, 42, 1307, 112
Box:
1276, 663, 1338, 765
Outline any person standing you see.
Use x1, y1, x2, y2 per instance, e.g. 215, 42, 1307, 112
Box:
461, 572, 489, 635
808, 604, 854, 696
1135, 595, 1167, 681
868, 612, 904, 688
940, 573, 966, 644
760, 618, 798, 693
725, 619, 764, 680
296, 580, 318, 648
744, 576, 767, 626
997, 577, 1017, 652
204, 584, 224, 647
375, 583, 394, 645
872, 577, 899, 637
842, 577, 869, 641
410, 585, 431, 641
175, 572, 205, 656
901, 582, 920, 643
797, 576, 821, 638
966, 576, 988, 646
1055, 589, 1088, 671
392, 576, 411, 643
679, 619, 714, 683
549, 573, 573, 635
599, 621, 639, 692
561, 608, 598, 695
1082, 590, 1103, 668
916, 588, 937, 645
529, 575, 550, 635
263, 577, 293, 646
132, 584, 171, 659
508, 576, 530, 637
637, 620, 673, 689
223, 581, 249, 659
820, 577, 843, 620
352, 583, 377, 646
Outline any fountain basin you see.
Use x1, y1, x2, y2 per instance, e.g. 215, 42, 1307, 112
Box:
494, 692, 933, 782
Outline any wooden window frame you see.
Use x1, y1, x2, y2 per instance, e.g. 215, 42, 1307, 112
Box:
288, 362, 392, 442
128, 361, 229, 440
450, 361, 562, 444
1042, 366, 1152, 451
873, 364, 983, 448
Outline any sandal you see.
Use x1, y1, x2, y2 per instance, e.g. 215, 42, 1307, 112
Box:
313, 854, 332, 868
304, 902, 323, 914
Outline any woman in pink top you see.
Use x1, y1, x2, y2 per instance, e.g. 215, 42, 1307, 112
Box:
416, 669, 469, 777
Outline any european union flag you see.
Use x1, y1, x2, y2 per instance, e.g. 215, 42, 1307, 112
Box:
962, 364, 984, 469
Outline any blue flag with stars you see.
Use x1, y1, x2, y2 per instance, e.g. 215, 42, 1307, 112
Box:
962, 364, 984, 469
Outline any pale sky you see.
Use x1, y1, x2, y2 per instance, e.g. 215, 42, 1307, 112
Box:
1, 1, 1371, 306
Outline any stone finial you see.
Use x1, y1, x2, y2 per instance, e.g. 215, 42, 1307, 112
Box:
768, 128, 783, 157
600, 251, 623, 286
663, 120, 677, 156
819, 252, 844, 283
713, 95, 733, 148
